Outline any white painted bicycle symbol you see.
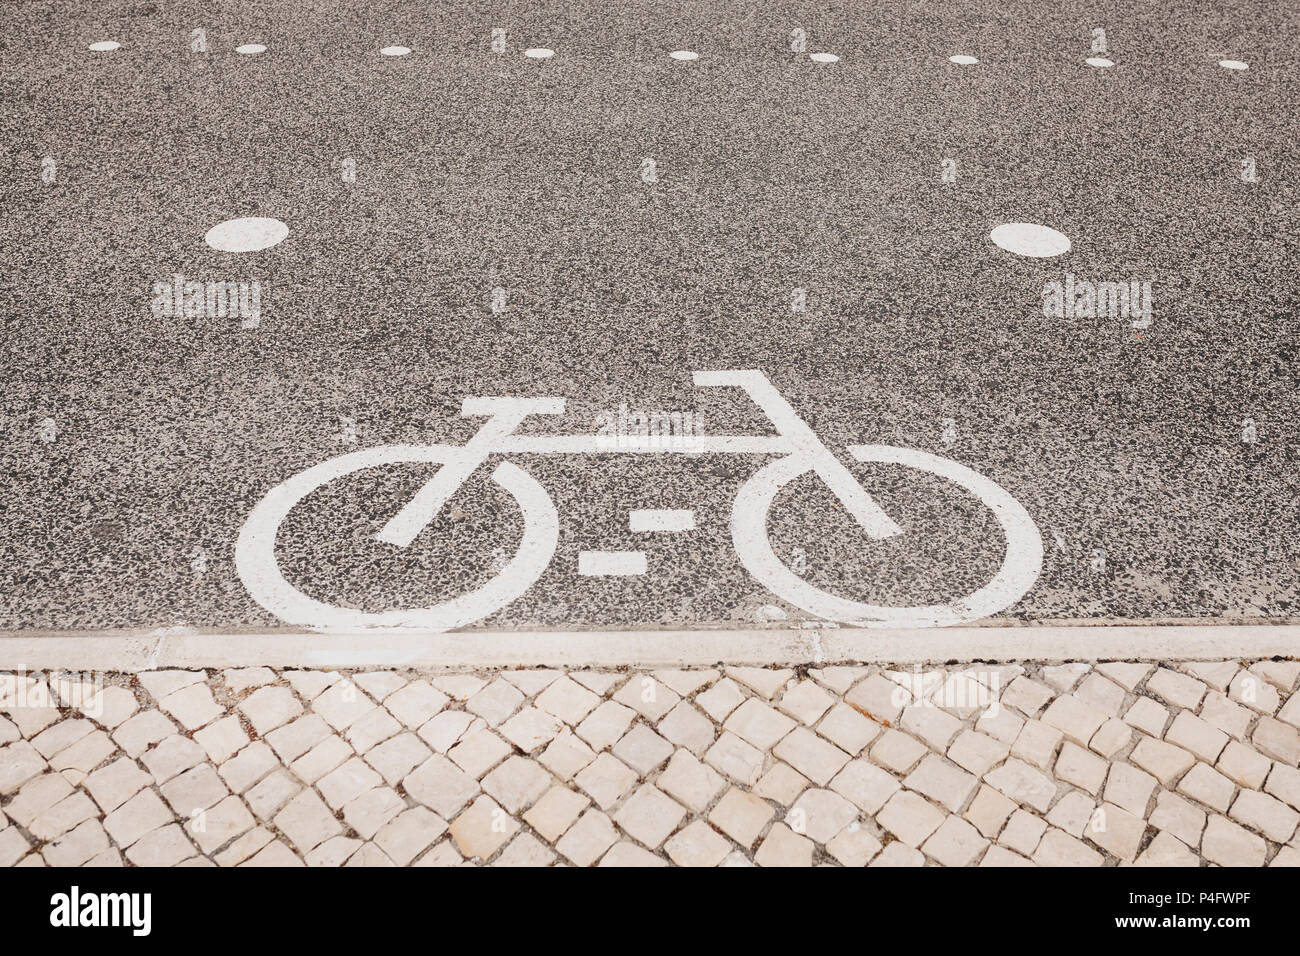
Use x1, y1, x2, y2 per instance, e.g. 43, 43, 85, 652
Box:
235, 370, 1043, 630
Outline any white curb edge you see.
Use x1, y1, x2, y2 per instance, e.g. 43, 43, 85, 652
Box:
0, 624, 1297, 671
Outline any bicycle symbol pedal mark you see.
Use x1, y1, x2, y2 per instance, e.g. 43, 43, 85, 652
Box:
235, 371, 1043, 631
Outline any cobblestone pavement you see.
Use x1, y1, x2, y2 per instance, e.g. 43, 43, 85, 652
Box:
3, 659, 1300, 867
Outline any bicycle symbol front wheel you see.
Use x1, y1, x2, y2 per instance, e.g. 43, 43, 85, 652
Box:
731, 444, 1043, 627
235, 445, 559, 631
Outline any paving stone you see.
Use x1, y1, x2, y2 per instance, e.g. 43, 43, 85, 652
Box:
318, 757, 383, 810
845, 674, 906, 725
342, 843, 394, 867
1149, 790, 1207, 848
614, 784, 687, 848
265, 714, 333, 763
999, 809, 1048, 856
312, 680, 378, 731
1201, 814, 1267, 867
829, 758, 900, 814
1123, 697, 1170, 738
708, 787, 775, 848
374, 807, 449, 865
1216, 740, 1272, 790
417, 711, 479, 753
773, 727, 850, 786
1165, 711, 1230, 763
535, 676, 603, 725
126, 823, 197, 867
869, 842, 925, 867
446, 729, 512, 778
1040, 695, 1108, 747
275, 788, 342, 852
493, 832, 557, 867
664, 819, 732, 866
141, 735, 206, 783
137, 670, 204, 700
1253, 717, 1300, 765
574, 701, 637, 751
980, 845, 1035, 867
975, 705, 1025, 745
870, 728, 928, 774
922, 815, 988, 866
382, 680, 450, 729
1089, 719, 1133, 760
1033, 828, 1103, 867
1132, 830, 1201, 866
449, 795, 519, 860
754, 823, 813, 866
815, 702, 881, 756
112, 710, 177, 759
1201, 692, 1254, 740
282, 670, 341, 701
694, 677, 748, 722
1042, 663, 1090, 693
904, 754, 978, 813
554, 809, 618, 866
573, 753, 638, 810
430, 675, 487, 700
290, 735, 353, 785
345, 707, 404, 753
777, 679, 836, 725
5, 773, 72, 829
189, 794, 255, 855
753, 762, 809, 806
876, 791, 945, 847
412, 841, 463, 866
352, 672, 408, 701
222, 667, 277, 694
219, 741, 279, 794
1074, 674, 1126, 716
84, 686, 139, 728
984, 758, 1056, 813
725, 667, 793, 700
899, 704, 963, 752
239, 685, 303, 735
1095, 662, 1154, 691
214, 826, 274, 866
611, 724, 674, 775
537, 729, 598, 781
343, 787, 406, 840
1252, 661, 1300, 694
656, 701, 716, 756
1265, 763, 1300, 812
1229, 789, 1299, 843
1046, 790, 1095, 837
523, 785, 590, 842
103, 788, 173, 847
193, 716, 249, 764
364, 732, 433, 786
0, 825, 32, 867
724, 697, 797, 751
964, 784, 1018, 839
569, 672, 624, 696
704, 731, 765, 786
1086, 802, 1147, 861
1000, 677, 1054, 717
306, 835, 363, 867
242, 840, 306, 867
498, 706, 565, 753
1230, 671, 1280, 714
1129, 735, 1196, 787
1177, 762, 1236, 813
1055, 742, 1109, 795
947, 729, 1010, 777
825, 824, 883, 866
1146, 668, 1208, 710
481, 755, 553, 814
42, 818, 109, 867
245, 769, 302, 820
652, 669, 720, 697
658, 749, 726, 813
1180, 661, 1239, 693
160, 763, 229, 816
1269, 846, 1300, 867
788, 788, 859, 843
30, 718, 94, 758
612, 674, 681, 722
158, 683, 224, 731
1011, 719, 1064, 770
1104, 761, 1158, 817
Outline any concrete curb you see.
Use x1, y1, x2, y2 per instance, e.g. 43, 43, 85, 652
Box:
0, 624, 1297, 671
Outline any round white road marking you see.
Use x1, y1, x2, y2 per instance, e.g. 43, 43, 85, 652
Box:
88, 41, 120, 52
949, 54, 979, 65
524, 48, 554, 59
380, 46, 411, 56
204, 217, 290, 253
809, 52, 839, 63
1085, 56, 1114, 68
236, 44, 266, 55
669, 50, 699, 61
1218, 59, 1248, 70
989, 222, 1071, 258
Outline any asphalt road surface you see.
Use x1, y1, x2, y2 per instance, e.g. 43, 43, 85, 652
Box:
2, 1, 1297, 634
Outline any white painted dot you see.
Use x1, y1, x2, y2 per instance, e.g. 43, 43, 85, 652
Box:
236, 44, 266, 55
380, 46, 411, 57
1085, 56, 1115, 68
949, 54, 979, 65
989, 223, 1072, 258
669, 50, 698, 61
1218, 59, 1248, 70
524, 48, 554, 59
809, 52, 839, 64
88, 41, 120, 52
204, 217, 290, 253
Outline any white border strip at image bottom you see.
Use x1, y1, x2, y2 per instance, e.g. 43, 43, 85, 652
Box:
0, 624, 1297, 671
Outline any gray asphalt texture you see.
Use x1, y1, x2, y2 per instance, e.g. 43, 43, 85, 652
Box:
2, 1, 1298, 633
